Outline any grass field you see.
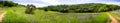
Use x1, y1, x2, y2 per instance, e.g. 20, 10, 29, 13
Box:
2, 6, 111, 23
108, 12, 120, 22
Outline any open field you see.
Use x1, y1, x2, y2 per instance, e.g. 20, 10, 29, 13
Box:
1, 6, 111, 23
109, 11, 120, 23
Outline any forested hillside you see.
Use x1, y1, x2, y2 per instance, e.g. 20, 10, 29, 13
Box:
0, 1, 24, 7
41, 3, 120, 13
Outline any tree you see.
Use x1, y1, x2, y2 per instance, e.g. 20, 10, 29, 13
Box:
25, 4, 36, 14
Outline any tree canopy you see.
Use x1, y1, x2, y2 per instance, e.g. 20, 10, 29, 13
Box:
0, 1, 25, 7
40, 3, 120, 13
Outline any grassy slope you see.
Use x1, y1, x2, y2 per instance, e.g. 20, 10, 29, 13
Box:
109, 9, 120, 22
2, 6, 110, 23
108, 12, 120, 22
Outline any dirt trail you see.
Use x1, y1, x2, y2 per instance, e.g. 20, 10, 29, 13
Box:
107, 13, 119, 23
0, 11, 7, 22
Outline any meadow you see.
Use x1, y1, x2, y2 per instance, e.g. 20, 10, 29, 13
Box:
1, 6, 111, 23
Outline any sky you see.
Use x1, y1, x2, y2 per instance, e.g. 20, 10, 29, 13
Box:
11, 0, 120, 7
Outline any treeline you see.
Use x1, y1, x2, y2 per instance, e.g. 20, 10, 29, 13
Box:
40, 3, 120, 13
0, 1, 24, 7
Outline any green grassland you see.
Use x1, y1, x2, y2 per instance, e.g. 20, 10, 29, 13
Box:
2, 6, 110, 23
108, 12, 120, 22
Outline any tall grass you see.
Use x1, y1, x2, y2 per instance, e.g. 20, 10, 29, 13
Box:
2, 6, 110, 23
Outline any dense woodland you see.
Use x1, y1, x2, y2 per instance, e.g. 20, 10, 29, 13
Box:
0, 1, 24, 7
40, 3, 120, 13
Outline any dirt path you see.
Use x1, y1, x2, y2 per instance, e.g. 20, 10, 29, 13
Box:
107, 13, 119, 23
0, 11, 7, 22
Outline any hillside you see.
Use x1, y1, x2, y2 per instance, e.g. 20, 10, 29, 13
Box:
0, 1, 24, 7
1, 6, 111, 23
1, 1, 120, 23
40, 3, 120, 13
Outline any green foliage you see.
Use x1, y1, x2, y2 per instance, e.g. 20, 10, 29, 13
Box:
41, 3, 120, 13
2, 7, 31, 23
25, 4, 36, 14
3, 6, 110, 23
0, 1, 24, 7
93, 12, 111, 23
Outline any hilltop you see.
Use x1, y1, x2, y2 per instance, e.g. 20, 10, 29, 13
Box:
40, 3, 120, 13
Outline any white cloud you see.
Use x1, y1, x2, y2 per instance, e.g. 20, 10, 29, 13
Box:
40, 0, 61, 5
100, 2, 120, 5
16, 2, 48, 7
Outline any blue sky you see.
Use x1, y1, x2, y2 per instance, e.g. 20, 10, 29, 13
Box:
11, 0, 120, 7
